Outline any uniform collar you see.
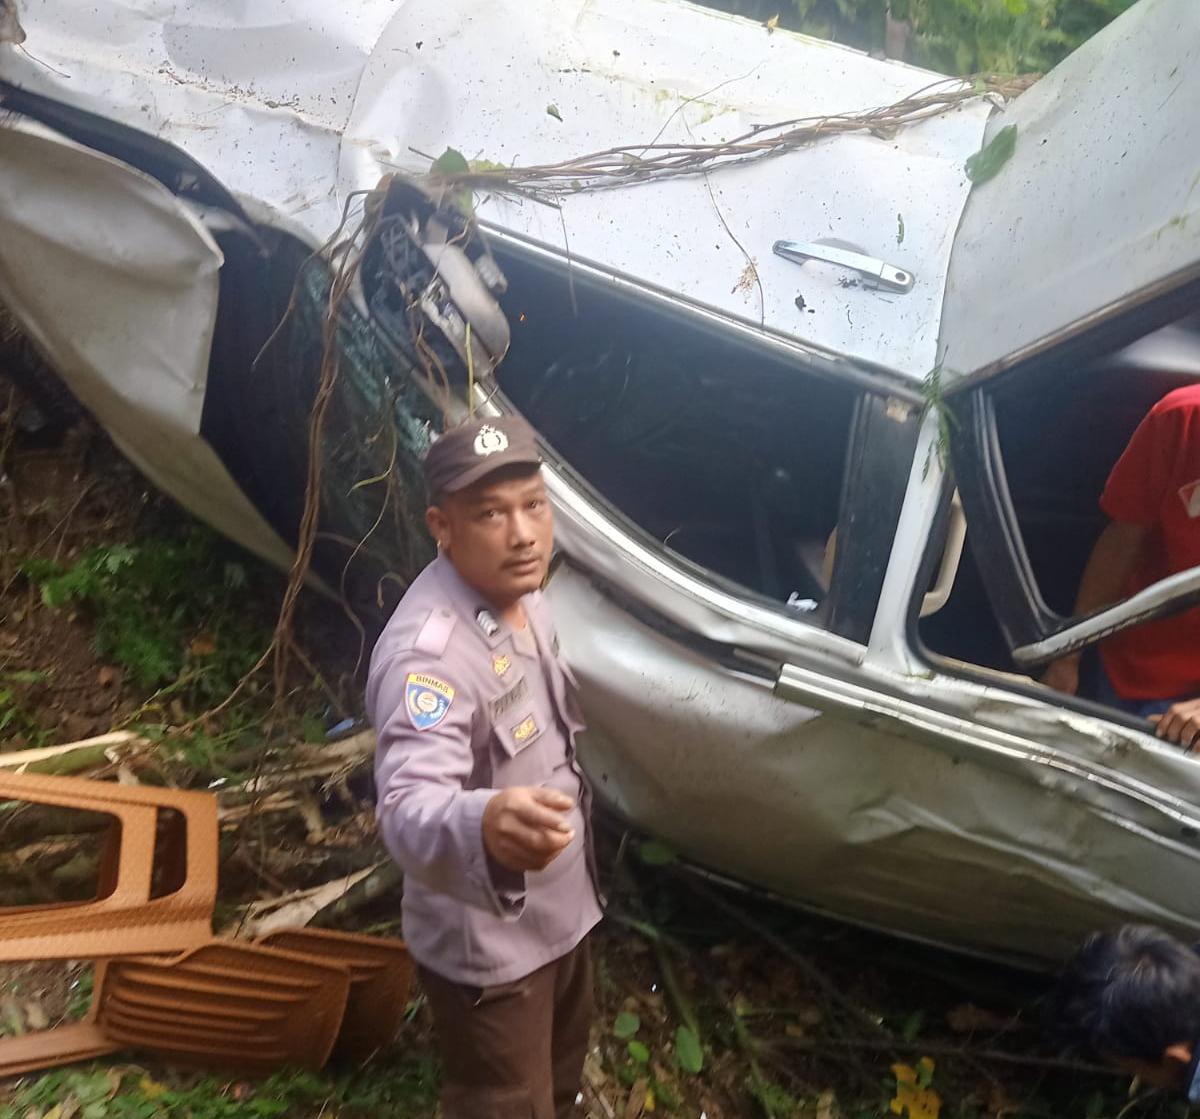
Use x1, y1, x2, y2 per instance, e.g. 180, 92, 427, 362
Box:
432, 553, 542, 652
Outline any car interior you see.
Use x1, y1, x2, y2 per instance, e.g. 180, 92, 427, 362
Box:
492, 245, 859, 614
920, 309, 1200, 682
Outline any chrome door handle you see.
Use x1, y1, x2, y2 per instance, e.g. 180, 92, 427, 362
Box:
773, 239, 914, 294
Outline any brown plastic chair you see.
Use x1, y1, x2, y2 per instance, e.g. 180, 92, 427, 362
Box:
0, 1022, 119, 1079
0, 772, 217, 961
92, 941, 351, 1071
257, 928, 414, 1061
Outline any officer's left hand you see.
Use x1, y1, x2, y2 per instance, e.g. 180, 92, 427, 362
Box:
1150, 697, 1200, 749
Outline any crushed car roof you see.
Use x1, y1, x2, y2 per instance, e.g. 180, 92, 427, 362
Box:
2, 0, 992, 384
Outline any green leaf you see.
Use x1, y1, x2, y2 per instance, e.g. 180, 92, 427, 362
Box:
431, 147, 470, 176
431, 147, 474, 216
2, 670, 48, 684
546, 103, 563, 122
627, 1039, 651, 1064
675, 1024, 703, 1074
901, 1009, 924, 1042
965, 124, 1018, 185
468, 158, 509, 173
637, 840, 677, 866
613, 1010, 641, 1039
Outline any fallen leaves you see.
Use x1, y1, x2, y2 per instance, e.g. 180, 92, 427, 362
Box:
946, 1002, 1020, 1034
891, 1058, 941, 1119
817, 1088, 841, 1119
766, 13, 780, 32
614, 1010, 641, 1039
675, 1024, 703, 1074
188, 633, 216, 657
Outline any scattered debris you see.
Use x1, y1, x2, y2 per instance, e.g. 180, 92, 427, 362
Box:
897, 212, 906, 244
243, 863, 391, 937
0, 0, 24, 45
765, 13, 780, 33
547, 102, 564, 122
0, 770, 217, 961
429, 80, 1027, 203
0, 769, 412, 1078
732, 259, 760, 297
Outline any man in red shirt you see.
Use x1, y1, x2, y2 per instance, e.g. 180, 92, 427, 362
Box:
1044, 385, 1200, 748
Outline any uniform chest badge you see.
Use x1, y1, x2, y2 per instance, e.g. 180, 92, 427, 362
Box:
474, 425, 509, 456
405, 673, 455, 731
492, 653, 512, 677
512, 716, 539, 746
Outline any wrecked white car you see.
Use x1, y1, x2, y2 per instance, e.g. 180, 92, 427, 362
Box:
1, 0, 1199, 965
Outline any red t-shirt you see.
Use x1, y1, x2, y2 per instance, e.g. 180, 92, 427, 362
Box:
1099, 384, 1200, 699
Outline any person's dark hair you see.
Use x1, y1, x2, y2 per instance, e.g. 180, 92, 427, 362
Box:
1046, 925, 1200, 1060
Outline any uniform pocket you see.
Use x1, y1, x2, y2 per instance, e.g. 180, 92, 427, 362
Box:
493, 708, 544, 757
491, 702, 557, 784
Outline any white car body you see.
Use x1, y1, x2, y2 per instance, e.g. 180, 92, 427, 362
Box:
2, 0, 1199, 964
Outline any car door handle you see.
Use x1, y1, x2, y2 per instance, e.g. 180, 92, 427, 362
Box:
773, 239, 915, 294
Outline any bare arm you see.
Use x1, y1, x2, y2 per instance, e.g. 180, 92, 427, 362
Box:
1041, 520, 1148, 695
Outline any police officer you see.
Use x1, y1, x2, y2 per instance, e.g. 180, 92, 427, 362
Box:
367, 414, 602, 1119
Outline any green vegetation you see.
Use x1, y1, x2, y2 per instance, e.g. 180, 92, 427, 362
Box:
0, 1054, 439, 1119
699, 0, 1136, 75
21, 532, 271, 699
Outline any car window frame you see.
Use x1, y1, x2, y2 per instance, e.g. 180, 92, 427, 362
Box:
945, 282, 1200, 669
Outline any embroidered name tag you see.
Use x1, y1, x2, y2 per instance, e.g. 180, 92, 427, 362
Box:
488, 676, 528, 722
512, 716, 539, 747
405, 673, 455, 731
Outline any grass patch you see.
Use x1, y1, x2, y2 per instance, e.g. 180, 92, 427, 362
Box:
0, 1050, 439, 1119
21, 530, 273, 701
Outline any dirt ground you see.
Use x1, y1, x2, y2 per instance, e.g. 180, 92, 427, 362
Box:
0, 383, 1178, 1119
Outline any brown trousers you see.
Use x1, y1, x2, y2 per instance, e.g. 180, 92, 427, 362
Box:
418, 938, 593, 1119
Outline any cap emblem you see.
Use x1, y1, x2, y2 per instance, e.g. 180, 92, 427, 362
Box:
474, 425, 509, 457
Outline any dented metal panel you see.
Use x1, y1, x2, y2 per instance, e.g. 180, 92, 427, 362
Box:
939, 0, 1200, 381
553, 564, 1200, 961
0, 124, 297, 574
3, 0, 992, 383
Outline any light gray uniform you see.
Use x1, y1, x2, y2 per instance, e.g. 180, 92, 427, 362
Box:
367, 554, 602, 986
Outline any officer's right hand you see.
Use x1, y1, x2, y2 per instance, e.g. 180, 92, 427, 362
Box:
482, 786, 576, 873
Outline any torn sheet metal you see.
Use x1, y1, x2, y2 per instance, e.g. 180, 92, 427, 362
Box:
4, 0, 992, 384
552, 564, 1200, 962
0, 123, 299, 574
940, 0, 1200, 381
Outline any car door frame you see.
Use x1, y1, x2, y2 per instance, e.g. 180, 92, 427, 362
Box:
943, 275, 1200, 673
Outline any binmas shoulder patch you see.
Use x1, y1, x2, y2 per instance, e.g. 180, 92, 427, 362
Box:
405, 673, 456, 731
